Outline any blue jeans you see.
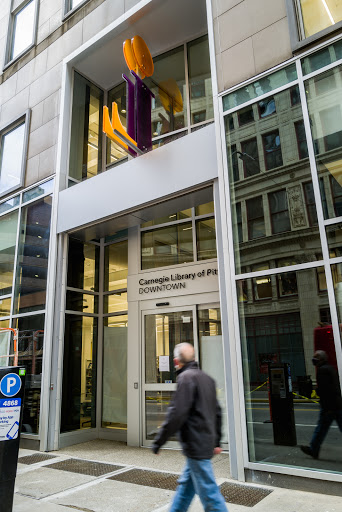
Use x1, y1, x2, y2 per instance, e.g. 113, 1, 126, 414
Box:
170, 457, 227, 512
310, 408, 342, 457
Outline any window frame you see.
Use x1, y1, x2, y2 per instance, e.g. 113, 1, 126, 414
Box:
63, 0, 91, 20
0, 110, 31, 200
4, 0, 39, 69
286, 0, 342, 52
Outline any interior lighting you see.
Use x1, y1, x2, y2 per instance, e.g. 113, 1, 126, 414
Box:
322, 0, 335, 24
256, 278, 270, 285
36, 255, 40, 258
35, 274, 39, 278
121, 109, 126, 114
182, 227, 192, 231
87, 142, 98, 151
38, 235, 42, 239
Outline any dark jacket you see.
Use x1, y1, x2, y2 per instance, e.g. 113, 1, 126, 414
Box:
317, 363, 342, 411
152, 361, 222, 459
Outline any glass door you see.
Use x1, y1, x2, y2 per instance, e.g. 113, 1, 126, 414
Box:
142, 306, 198, 446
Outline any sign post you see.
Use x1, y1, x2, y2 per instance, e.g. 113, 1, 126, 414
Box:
0, 366, 26, 511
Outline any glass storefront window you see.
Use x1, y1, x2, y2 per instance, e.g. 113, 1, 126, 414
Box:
141, 209, 191, 228
225, 86, 321, 274
69, 72, 103, 181
239, 267, 341, 472
102, 315, 127, 429
198, 308, 228, 443
145, 311, 194, 384
196, 218, 217, 260
141, 222, 193, 270
0, 319, 9, 329
61, 314, 97, 432
297, 0, 342, 39
67, 239, 99, 292
104, 292, 128, 314
195, 201, 214, 216
66, 291, 98, 314
104, 240, 128, 292
0, 297, 11, 317
145, 391, 175, 440
14, 314, 45, 434
0, 210, 18, 296
0, 195, 20, 215
306, 65, 342, 220
13, 197, 52, 314
187, 35, 213, 125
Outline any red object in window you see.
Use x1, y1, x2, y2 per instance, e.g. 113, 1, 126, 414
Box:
313, 325, 337, 371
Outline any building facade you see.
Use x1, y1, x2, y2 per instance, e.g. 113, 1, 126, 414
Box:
1, 0, 342, 493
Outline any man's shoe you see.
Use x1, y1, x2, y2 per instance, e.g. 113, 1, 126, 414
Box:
300, 445, 318, 459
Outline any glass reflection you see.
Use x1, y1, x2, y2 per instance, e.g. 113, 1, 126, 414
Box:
69, 72, 103, 181
106, 82, 128, 165
239, 267, 342, 471
196, 218, 217, 260
11, 0, 35, 61
141, 223, 193, 270
13, 197, 52, 314
198, 308, 228, 443
0, 210, 18, 296
14, 314, 45, 434
187, 35, 213, 125
299, 0, 342, 39
225, 87, 321, 273
61, 315, 97, 432
104, 240, 128, 292
67, 239, 99, 292
306, 66, 342, 220
146, 391, 176, 440
66, 291, 97, 314
102, 315, 127, 429
145, 46, 187, 137
145, 311, 194, 384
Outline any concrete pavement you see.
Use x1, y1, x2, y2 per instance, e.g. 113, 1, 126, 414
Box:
12, 440, 342, 512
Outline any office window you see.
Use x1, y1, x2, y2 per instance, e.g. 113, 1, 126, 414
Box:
295, 120, 309, 159
246, 196, 266, 240
240, 138, 260, 177
303, 182, 318, 226
0, 115, 28, 198
8, 0, 36, 63
238, 105, 254, 127
263, 130, 283, 170
258, 97, 276, 119
269, 190, 291, 234
65, 0, 86, 14
296, 0, 342, 39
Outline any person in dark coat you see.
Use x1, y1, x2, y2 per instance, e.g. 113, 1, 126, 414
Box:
152, 342, 227, 512
300, 350, 342, 459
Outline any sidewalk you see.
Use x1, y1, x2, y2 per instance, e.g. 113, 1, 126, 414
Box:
13, 440, 342, 512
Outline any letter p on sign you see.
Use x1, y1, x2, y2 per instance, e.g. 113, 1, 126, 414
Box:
0, 373, 21, 397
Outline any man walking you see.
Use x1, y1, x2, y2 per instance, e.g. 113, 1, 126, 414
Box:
152, 342, 227, 512
300, 350, 342, 459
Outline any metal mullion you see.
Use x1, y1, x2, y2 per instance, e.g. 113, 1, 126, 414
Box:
103, 288, 127, 296
247, 460, 342, 482
9, 202, 22, 321
194, 213, 215, 221
96, 238, 104, 432
0, 205, 20, 219
189, 118, 215, 130
66, 286, 99, 296
297, 58, 342, 387
324, 216, 342, 226
184, 42, 191, 133
21, 190, 54, 209
64, 310, 98, 318
294, 0, 305, 41
103, 311, 128, 318
103, 237, 128, 246
329, 256, 342, 266
0, 294, 12, 300
235, 260, 325, 281
218, 93, 256, 470
140, 217, 193, 232
191, 207, 197, 262
0, 316, 11, 321
222, 80, 299, 117
11, 309, 46, 319
151, 127, 187, 142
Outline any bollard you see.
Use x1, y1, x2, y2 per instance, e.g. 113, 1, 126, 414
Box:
0, 367, 26, 511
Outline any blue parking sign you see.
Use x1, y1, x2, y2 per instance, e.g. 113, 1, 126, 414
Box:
0, 373, 22, 397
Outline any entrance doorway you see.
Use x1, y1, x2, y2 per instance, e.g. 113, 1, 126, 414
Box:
142, 301, 228, 448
